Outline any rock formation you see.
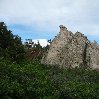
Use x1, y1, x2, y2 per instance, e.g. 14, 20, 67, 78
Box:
41, 25, 99, 69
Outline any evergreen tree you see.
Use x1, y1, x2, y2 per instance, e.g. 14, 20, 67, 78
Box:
0, 22, 25, 63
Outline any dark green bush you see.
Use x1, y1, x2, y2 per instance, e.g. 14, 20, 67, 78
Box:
0, 59, 99, 99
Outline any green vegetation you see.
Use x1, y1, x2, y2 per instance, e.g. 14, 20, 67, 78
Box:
0, 58, 99, 99
0, 22, 99, 99
0, 22, 25, 63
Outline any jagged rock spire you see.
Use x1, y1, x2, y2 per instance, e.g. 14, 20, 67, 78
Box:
41, 25, 99, 69
59, 25, 67, 32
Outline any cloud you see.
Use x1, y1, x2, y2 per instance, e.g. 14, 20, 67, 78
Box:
0, 0, 99, 43
33, 39, 50, 47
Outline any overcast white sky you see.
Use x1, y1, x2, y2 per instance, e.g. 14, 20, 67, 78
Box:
0, 0, 99, 44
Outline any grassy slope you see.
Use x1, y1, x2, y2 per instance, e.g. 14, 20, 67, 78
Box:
0, 59, 99, 99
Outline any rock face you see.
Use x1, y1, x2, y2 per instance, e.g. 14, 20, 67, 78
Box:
41, 25, 99, 69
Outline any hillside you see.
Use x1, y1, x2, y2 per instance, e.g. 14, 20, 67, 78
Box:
0, 58, 99, 99
0, 22, 99, 99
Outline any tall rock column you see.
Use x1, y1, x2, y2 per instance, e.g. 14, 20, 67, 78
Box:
41, 25, 73, 66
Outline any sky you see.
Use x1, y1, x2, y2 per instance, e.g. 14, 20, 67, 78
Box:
0, 0, 99, 46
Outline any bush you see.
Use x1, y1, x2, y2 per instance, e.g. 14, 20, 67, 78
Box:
0, 59, 99, 99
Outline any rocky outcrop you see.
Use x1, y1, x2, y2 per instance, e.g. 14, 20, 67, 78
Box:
41, 25, 99, 69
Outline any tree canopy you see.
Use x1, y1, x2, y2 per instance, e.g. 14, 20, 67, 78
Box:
0, 22, 25, 63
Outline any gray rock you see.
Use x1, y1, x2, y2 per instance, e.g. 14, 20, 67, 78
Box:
41, 25, 99, 69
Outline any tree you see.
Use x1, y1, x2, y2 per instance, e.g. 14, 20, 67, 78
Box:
0, 22, 25, 63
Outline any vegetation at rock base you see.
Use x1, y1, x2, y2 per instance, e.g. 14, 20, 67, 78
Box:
0, 58, 99, 99
0, 22, 99, 99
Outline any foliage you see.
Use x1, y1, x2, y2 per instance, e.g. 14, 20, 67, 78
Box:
0, 22, 25, 63
0, 58, 99, 99
25, 40, 47, 60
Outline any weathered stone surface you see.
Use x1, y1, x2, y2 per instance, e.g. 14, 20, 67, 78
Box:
41, 25, 99, 69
